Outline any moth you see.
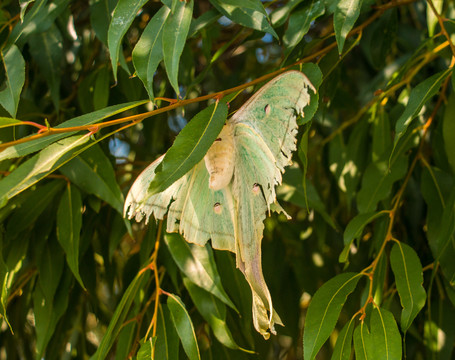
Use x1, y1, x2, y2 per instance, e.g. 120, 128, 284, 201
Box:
124, 71, 315, 339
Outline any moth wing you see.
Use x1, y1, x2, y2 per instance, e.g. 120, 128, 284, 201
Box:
232, 123, 285, 339
124, 155, 186, 224
125, 156, 235, 252
166, 160, 235, 252
231, 71, 314, 175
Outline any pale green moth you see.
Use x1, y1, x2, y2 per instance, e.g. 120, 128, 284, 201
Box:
124, 71, 315, 339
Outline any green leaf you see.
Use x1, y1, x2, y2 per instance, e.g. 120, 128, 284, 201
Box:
60, 144, 124, 214
5, 180, 63, 237
0, 134, 91, 205
107, 0, 148, 81
334, 0, 362, 54
167, 292, 201, 360
0, 100, 147, 161
0, 235, 12, 331
155, 305, 180, 360
132, 6, 171, 100
7, 0, 70, 46
283, 0, 325, 51
90, 0, 117, 44
162, 0, 194, 95
0, 117, 24, 129
356, 155, 408, 213
92, 272, 150, 359
137, 337, 157, 360
148, 101, 228, 195
270, 0, 305, 27
390, 242, 426, 332
369, 307, 402, 360
209, 0, 278, 39
353, 322, 374, 360
331, 317, 355, 360
37, 239, 64, 304
303, 272, 362, 360
34, 269, 71, 359
28, 25, 63, 109
164, 233, 237, 311
340, 211, 388, 263
183, 278, 251, 352
443, 93, 455, 175
57, 184, 84, 288
0, 45, 25, 117
391, 68, 452, 160
372, 109, 392, 162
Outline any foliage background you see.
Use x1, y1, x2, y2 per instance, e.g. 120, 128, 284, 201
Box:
0, 0, 454, 359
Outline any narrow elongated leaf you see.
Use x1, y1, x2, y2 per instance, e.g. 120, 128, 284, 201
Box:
133, 6, 170, 100
340, 211, 388, 262
435, 190, 455, 285
369, 307, 402, 360
353, 322, 374, 360
7, 0, 69, 46
57, 185, 84, 288
28, 25, 63, 109
107, 0, 148, 81
60, 144, 124, 214
270, 0, 305, 27
34, 269, 71, 359
155, 305, 179, 360
443, 93, 455, 174
303, 272, 362, 360
0, 134, 91, 205
0, 100, 147, 161
183, 278, 250, 351
391, 68, 452, 158
37, 239, 64, 303
5, 180, 63, 237
162, 0, 194, 95
167, 293, 201, 360
210, 0, 278, 39
283, 0, 325, 51
331, 317, 355, 360
334, 0, 362, 54
90, 0, 117, 44
390, 242, 426, 332
0, 45, 25, 117
92, 272, 150, 359
148, 101, 228, 195
0, 118, 24, 129
164, 233, 236, 310
0, 235, 11, 330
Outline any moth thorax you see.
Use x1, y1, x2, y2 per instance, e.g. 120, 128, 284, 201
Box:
204, 123, 235, 191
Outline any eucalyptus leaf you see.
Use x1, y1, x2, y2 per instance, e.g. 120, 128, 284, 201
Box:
334, 0, 363, 53
303, 272, 362, 360
0, 45, 25, 118
162, 0, 194, 95
107, 0, 148, 81
390, 242, 426, 332
167, 293, 201, 360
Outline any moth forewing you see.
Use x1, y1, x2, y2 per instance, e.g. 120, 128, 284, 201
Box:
204, 123, 235, 190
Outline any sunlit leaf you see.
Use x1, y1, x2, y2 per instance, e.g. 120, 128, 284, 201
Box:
148, 101, 228, 195
303, 272, 362, 360
162, 0, 194, 95
0, 45, 25, 117
167, 292, 201, 360
334, 0, 362, 54
107, 0, 148, 81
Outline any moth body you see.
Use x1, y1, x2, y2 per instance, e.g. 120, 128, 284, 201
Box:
204, 123, 235, 190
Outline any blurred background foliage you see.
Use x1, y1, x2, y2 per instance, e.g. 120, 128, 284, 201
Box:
0, 0, 454, 359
